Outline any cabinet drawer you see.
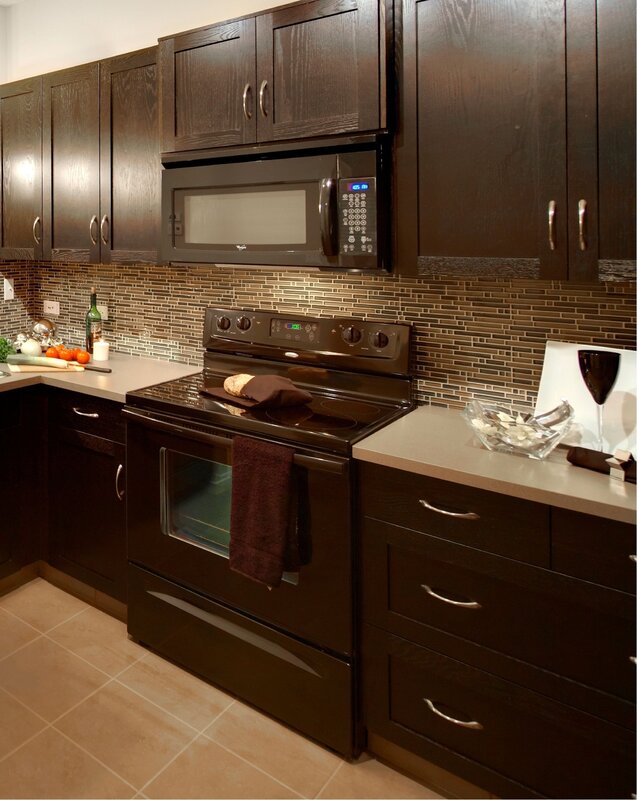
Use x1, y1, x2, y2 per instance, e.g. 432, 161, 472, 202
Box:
49, 390, 124, 442
358, 462, 549, 565
552, 507, 635, 594
363, 626, 636, 800
362, 518, 635, 703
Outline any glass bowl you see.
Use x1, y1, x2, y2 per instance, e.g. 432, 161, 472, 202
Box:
462, 398, 574, 460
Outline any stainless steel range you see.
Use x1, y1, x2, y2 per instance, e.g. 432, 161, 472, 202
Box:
123, 307, 412, 756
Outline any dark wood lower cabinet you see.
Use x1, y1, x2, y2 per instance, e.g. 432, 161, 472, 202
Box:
0, 388, 45, 580
359, 462, 636, 799
47, 391, 126, 601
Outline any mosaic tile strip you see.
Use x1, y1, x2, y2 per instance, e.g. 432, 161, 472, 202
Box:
2, 260, 634, 410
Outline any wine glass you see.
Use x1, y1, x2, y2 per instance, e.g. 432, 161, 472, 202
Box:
577, 350, 621, 451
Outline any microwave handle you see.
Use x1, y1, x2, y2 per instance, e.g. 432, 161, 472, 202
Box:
319, 178, 338, 257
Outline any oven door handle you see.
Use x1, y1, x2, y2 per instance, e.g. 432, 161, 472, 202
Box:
122, 407, 346, 475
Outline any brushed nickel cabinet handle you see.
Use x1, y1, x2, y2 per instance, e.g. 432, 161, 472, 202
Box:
421, 584, 482, 609
89, 215, 98, 245
32, 216, 41, 245
100, 214, 109, 245
423, 698, 483, 730
630, 656, 637, 665
548, 200, 556, 251
629, 554, 636, 562
259, 79, 268, 117
72, 407, 99, 418
578, 199, 587, 251
242, 83, 252, 120
419, 498, 480, 520
115, 463, 125, 501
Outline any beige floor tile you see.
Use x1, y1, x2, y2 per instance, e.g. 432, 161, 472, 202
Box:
0, 687, 47, 759
0, 727, 134, 799
48, 606, 145, 676
0, 637, 109, 721
204, 701, 341, 797
55, 681, 196, 789
0, 578, 87, 632
144, 734, 299, 799
317, 755, 444, 799
0, 607, 39, 660
117, 650, 234, 731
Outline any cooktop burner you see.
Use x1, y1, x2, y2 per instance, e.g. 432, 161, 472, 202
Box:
125, 308, 413, 455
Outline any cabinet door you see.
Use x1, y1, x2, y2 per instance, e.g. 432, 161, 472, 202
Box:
0, 394, 25, 580
567, 0, 636, 281
256, 0, 383, 142
395, 0, 568, 277
0, 77, 43, 260
48, 429, 126, 601
159, 18, 256, 153
100, 48, 160, 264
42, 63, 100, 263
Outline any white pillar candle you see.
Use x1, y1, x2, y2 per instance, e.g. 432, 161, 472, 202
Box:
92, 340, 110, 361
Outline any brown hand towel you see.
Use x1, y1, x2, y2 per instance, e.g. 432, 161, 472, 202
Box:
229, 436, 299, 587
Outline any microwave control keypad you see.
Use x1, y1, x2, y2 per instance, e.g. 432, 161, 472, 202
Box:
338, 178, 377, 255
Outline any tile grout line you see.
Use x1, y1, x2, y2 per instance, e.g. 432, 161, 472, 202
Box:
313, 758, 346, 799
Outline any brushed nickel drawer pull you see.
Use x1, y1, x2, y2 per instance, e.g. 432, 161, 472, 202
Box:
421, 584, 482, 609
578, 199, 587, 250
548, 200, 556, 250
630, 656, 636, 666
423, 698, 483, 730
242, 83, 252, 120
419, 499, 480, 520
629, 554, 636, 562
115, 463, 125, 501
72, 407, 99, 418
259, 79, 268, 116
89, 215, 98, 245
32, 216, 41, 245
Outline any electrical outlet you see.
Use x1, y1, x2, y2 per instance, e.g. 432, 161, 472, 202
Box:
97, 304, 108, 321
43, 300, 60, 315
3, 278, 15, 301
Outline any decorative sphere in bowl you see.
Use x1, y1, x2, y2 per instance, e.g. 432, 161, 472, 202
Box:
462, 399, 574, 460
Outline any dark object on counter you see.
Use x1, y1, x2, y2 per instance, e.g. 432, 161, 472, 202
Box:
78, 363, 112, 373
567, 446, 636, 483
229, 436, 299, 588
201, 375, 312, 408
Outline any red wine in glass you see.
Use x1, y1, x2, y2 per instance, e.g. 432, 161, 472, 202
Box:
577, 350, 620, 451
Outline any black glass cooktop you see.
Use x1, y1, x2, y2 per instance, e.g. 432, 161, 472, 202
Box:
126, 370, 412, 454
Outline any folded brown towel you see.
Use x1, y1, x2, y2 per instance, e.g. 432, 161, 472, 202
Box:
201, 375, 312, 409
567, 446, 636, 483
229, 436, 299, 587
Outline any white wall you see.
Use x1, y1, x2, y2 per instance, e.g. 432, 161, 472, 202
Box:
4, 0, 274, 81
0, 7, 7, 83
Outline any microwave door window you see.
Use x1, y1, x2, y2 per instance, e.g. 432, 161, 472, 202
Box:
183, 188, 310, 248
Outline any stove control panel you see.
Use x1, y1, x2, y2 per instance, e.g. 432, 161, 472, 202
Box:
204, 308, 412, 376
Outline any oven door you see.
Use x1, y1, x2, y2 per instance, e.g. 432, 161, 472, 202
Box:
124, 407, 353, 657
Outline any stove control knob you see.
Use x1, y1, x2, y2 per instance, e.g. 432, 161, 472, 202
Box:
216, 316, 231, 331
236, 316, 252, 332
371, 331, 389, 349
342, 325, 362, 344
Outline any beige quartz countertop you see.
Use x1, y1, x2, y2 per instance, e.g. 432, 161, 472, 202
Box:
0, 351, 200, 403
353, 405, 636, 524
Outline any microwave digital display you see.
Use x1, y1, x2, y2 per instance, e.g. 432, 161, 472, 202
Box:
346, 182, 369, 192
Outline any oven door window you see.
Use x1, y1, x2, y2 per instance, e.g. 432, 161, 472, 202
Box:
160, 448, 232, 557
159, 447, 298, 585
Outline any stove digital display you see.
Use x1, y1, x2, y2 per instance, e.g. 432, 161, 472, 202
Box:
270, 318, 317, 342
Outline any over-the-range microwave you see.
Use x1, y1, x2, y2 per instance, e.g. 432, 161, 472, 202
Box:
160, 139, 389, 271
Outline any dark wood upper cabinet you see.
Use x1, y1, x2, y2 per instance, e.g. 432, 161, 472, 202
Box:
160, 18, 257, 152
0, 77, 43, 260
100, 48, 160, 264
255, 0, 382, 142
395, 0, 636, 281
42, 49, 159, 265
159, 0, 386, 153
42, 63, 100, 263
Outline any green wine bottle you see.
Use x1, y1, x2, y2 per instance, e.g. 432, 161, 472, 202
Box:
85, 287, 102, 353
